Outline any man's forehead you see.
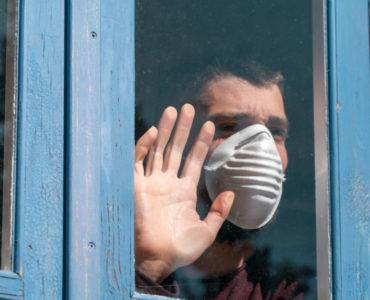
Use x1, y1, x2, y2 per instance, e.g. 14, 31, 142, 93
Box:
202, 78, 286, 120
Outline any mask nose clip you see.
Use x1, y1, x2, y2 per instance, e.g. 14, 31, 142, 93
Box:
235, 130, 271, 150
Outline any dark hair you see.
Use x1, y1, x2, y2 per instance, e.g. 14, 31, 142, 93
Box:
189, 60, 284, 111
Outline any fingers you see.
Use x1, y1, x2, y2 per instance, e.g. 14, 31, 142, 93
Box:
181, 121, 215, 183
204, 191, 234, 242
145, 107, 177, 176
135, 126, 158, 162
163, 104, 195, 173
135, 126, 158, 175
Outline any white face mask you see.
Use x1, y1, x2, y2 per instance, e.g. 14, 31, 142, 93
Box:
204, 124, 285, 229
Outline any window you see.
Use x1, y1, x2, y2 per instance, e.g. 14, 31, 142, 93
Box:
0, 0, 369, 298
135, 1, 329, 299
0, 0, 17, 271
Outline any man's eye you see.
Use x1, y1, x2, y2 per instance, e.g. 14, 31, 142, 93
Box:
270, 129, 288, 142
218, 123, 237, 131
214, 123, 238, 139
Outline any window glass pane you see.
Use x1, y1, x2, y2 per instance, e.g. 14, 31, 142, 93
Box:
0, 0, 17, 270
135, 1, 319, 298
0, 4, 5, 201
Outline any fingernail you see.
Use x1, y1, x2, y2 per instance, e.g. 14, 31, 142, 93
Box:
165, 106, 177, 113
203, 121, 215, 133
165, 106, 177, 119
182, 103, 195, 115
148, 126, 158, 136
225, 192, 234, 205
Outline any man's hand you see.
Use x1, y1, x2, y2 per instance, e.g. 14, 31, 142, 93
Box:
135, 104, 234, 283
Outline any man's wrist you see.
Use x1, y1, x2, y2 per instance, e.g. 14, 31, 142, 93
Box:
135, 259, 173, 283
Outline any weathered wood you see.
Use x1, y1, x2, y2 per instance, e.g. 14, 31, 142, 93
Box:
15, 0, 65, 298
328, 0, 370, 299
100, 0, 135, 298
68, 0, 134, 299
67, 0, 101, 299
0, 271, 23, 298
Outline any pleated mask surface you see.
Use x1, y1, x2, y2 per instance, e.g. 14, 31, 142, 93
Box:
204, 124, 285, 229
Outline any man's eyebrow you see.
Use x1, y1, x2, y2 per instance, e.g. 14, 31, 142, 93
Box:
208, 113, 257, 123
266, 116, 290, 132
208, 113, 289, 133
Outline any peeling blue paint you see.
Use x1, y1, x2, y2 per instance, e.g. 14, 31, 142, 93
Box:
328, 0, 370, 299
13, 0, 65, 299
0, 271, 23, 298
67, 0, 134, 299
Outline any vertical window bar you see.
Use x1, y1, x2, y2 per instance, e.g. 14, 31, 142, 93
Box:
1, 0, 19, 271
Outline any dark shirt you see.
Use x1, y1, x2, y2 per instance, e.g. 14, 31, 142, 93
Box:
136, 265, 304, 300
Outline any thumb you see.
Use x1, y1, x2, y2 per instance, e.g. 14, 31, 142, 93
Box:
204, 191, 234, 241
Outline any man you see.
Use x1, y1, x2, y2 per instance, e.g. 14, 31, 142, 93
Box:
134, 62, 302, 299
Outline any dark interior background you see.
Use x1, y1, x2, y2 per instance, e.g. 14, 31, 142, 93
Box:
136, 0, 316, 298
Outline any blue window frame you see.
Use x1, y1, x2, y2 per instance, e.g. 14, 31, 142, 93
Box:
328, 0, 370, 299
0, 0, 368, 299
67, 0, 134, 299
0, 0, 64, 298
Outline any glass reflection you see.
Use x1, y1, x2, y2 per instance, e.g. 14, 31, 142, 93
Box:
135, 1, 316, 299
0, 0, 6, 266
0, 0, 17, 270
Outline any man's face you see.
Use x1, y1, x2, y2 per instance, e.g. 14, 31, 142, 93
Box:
202, 76, 289, 172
